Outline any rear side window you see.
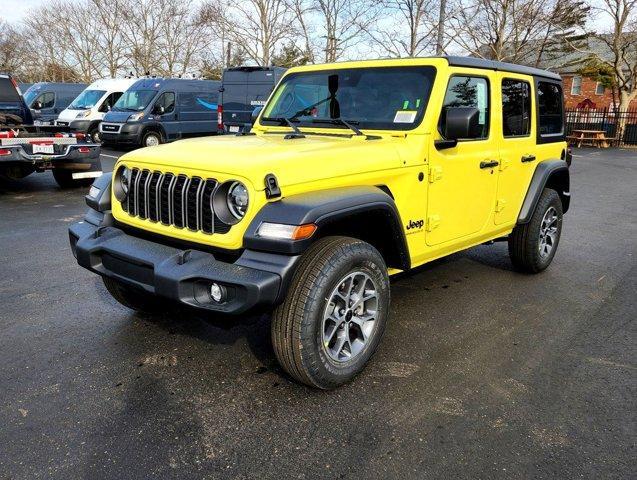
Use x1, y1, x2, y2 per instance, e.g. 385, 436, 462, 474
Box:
537, 81, 563, 136
439, 76, 490, 139
502, 79, 531, 137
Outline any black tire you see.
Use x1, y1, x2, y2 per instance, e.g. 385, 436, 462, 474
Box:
272, 236, 390, 389
52, 169, 93, 188
141, 130, 162, 147
102, 277, 165, 314
508, 188, 563, 273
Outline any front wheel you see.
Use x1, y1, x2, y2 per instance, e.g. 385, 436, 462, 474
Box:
508, 188, 563, 273
141, 130, 162, 147
272, 237, 390, 389
52, 169, 93, 188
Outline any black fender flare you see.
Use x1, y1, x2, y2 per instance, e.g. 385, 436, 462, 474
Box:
518, 159, 570, 224
244, 186, 411, 270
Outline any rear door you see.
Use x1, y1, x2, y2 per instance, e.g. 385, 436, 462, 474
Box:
495, 73, 537, 225
222, 70, 249, 128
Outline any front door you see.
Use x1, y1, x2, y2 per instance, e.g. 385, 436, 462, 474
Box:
426, 72, 499, 246
153, 92, 177, 139
495, 73, 537, 225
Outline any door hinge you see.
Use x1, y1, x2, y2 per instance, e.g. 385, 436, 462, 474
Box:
499, 159, 510, 171
426, 215, 440, 232
428, 165, 443, 183
495, 199, 507, 212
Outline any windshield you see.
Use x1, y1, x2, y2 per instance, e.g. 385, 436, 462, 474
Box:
23, 87, 41, 106
262, 66, 436, 131
113, 90, 157, 111
69, 90, 106, 110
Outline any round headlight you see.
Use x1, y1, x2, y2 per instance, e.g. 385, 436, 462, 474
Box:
212, 180, 249, 225
227, 181, 248, 219
114, 166, 130, 201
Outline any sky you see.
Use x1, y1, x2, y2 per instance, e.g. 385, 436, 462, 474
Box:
1, 0, 612, 31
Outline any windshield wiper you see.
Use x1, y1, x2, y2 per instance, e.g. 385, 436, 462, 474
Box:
310, 118, 363, 136
261, 116, 305, 139
310, 118, 381, 140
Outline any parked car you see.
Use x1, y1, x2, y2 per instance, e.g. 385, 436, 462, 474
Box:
0, 74, 100, 187
219, 66, 286, 133
69, 57, 571, 388
55, 78, 138, 143
100, 78, 221, 147
23, 82, 87, 125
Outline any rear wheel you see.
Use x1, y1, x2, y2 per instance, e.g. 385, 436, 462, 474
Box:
142, 130, 162, 147
508, 188, 563, 273
52, 169, 92, 188
102, 277, 165, 314
272, 236, 390, 389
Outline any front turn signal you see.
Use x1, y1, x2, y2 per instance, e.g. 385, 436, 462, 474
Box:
256, 222, 317, 240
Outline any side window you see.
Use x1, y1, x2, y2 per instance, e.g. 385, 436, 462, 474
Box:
537, 81, 564, 136
439, 76, 489, 139
502, 79, 531, 137
99, 92, 121, 112
155, 92, 175, 114
36, 92, 55, 109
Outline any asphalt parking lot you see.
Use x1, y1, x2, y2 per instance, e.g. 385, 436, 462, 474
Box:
1, 148, 635, 479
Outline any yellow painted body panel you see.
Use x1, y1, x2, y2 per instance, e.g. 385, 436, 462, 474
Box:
111, 57, 566, 268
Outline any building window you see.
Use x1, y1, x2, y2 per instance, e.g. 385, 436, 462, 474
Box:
595, 82, 605, 95
571, 76, 582, 95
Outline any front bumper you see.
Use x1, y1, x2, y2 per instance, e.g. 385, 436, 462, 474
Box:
100, 123, 143, 145
69, 221, 298, 314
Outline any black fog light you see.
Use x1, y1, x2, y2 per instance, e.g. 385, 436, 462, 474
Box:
210, 283, 226, 303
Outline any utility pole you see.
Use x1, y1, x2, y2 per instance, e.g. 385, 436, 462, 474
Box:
436, 0, 446, 55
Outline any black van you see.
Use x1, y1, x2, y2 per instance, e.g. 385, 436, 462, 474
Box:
100, 78, 221, 147
219, 66, 286, 133
22, 82, 87, 125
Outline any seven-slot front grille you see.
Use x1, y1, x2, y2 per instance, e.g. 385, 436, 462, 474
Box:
121, 168, 231, 234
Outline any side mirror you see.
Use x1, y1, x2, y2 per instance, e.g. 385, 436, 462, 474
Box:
436, 107, 481, 150
251, 106, 263, 124
153, 105, 165, 115
33, 101, 42, 110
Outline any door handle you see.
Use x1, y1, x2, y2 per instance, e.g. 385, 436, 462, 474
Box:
480, 160, 499, 169
521, 154, 536, 163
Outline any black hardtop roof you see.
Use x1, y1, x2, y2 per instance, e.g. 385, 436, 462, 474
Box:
444, 56, 561, 81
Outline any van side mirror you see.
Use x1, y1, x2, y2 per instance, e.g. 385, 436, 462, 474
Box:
153, 104, 165, 115
251, 106, 263, 124
33, 101, 42, 110
436, 107, 481, 150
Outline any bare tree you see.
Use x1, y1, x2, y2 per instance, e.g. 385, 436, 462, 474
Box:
314, 0, 378, 62
448, 0, 589, 65
118, 0, 164, 75
90, 0, 128, 77
287, 0, 317, 63
203, 0, 293, 66
588, 0, 637, 112
0, 21, 27, 77
367, 0, 441, 57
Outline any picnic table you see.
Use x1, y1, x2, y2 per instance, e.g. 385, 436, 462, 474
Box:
566, 129, 615, 148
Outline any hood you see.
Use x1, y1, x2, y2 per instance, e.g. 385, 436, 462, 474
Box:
120, 133, 404, 190
103, 110, 136, 123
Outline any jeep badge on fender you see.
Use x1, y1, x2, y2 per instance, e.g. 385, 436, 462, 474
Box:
69, 56, 570, 389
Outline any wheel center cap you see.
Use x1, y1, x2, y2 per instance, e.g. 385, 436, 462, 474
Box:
345, 310, 353, 321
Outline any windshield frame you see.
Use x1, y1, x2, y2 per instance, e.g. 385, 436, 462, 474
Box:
112, 89, 158, 112
259, 65, 437, 132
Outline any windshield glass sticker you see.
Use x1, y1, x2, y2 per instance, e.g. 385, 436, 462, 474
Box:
394, 110, 417, 123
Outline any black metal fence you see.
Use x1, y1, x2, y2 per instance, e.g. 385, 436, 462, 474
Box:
565, 108, 637, 147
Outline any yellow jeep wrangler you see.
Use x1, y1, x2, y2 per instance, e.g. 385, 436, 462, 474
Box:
70, 57, 571, 389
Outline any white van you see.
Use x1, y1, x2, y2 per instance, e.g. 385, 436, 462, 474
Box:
55, 78, 138, 142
